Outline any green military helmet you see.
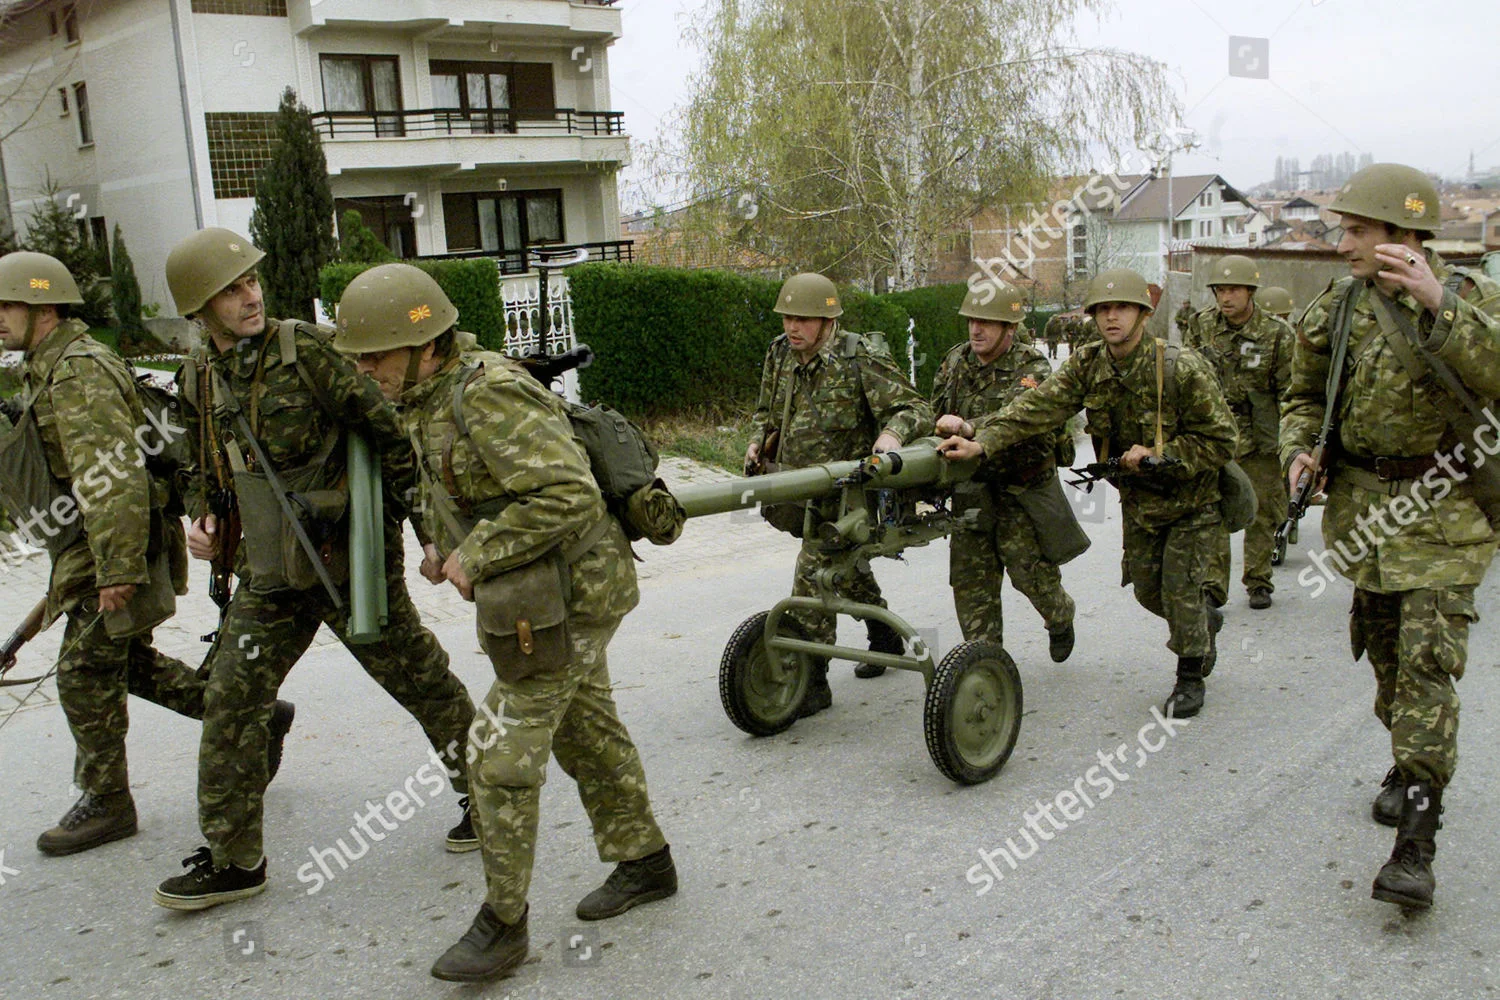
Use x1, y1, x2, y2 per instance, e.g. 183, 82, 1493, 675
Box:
1082, 268, 1153, 314
0, 251, 84, 305
773, 272, 842, 318
1328, 162, 1441, 235
958, 280, 1027, 323
333, 263, 458, 354
1206, 254, 1261, 290
166, 228, 265, 317
1257, 285, 1295, 317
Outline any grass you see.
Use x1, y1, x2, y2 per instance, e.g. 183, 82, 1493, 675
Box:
639, 406, 755, 475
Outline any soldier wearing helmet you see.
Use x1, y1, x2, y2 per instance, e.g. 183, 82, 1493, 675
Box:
745, 273, 931, 714
153, 232, 475, 912
932, 279, 1081, 663
335, 264, 676, 984
0, 251, 220, 858
1257, 286, 1295, 321
1282, 162, 1500, 910
939, 268, 1237, 719
1184, 255, 1294, 612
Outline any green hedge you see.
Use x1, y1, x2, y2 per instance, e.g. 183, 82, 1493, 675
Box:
881, 283, 969, 395
569, 264, 910, 417
319, 259, 506, 349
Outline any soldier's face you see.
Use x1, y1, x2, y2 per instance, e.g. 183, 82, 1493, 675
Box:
968, 318, 1015, 363
1212, 285, 1254, 324
783, 315, 829, 354
354, 347, 413, 400
1337, 216, 1397, 280
1092, 303, 1146, 349
0, 302, 33, 350
202, 272, 265, 340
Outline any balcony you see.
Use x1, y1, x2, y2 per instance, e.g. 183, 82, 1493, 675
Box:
312, 107, 628, 175
288, 0, 621, 40
421, 239, 634, 276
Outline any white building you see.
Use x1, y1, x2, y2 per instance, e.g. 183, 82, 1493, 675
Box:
0, 0, 631, 314
1087, 173, 1270, 285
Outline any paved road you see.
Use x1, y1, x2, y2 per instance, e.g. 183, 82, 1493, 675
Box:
1, 453, 1497, 1000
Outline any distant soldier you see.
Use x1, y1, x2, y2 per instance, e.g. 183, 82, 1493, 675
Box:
932, 282, 1081, 661
1282, 163, 1500, 910
1174, 299, 1196, 338
1042, 312, 1063, 360
0, 252, 247, 857
1184, 255, 1294, 610
335, 265, 675, 982
745, 274, 931, 714
152, 230, 476, 911
938, 269, 1237, 717
1257, 286, 1296, 323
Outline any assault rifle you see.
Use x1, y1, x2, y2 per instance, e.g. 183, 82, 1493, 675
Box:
1273, 437, 1325, 566
516, 343, 594, 390
1066, 454, 1183, 494
0, 596, 49, 684
201, 486, 241, 649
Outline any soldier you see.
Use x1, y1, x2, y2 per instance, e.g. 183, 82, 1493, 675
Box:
932, 281, 1078, 661
0, 252, 274, 857
937, 269, 1237, 717
1042, 311, 1063, 360
1257, 286, 1296, 322
1184, 256, 1294, 610
333, 265, 674, 983
1174, 299, 1196, 338
744, 274, 930, 715
152, 231, 476, 911
1282, 163, 1500, 910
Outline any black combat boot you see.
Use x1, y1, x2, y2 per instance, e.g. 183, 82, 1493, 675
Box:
1201, 606, 1224, 677
858, 619, 903, 678
36, 790, 138, 857
798, 659, 832, 718
1371, 779, 1442, 909
446, 796, 480, 853
576, 845, 678, 920
1248, 588, 1272, 610
1163, 657, 1206, 719
1048, 622, 1076, 663
267, 700, 295, 782
1372, 766, 1404, 827
153, 846, 267, 910
430, 903, 529, 982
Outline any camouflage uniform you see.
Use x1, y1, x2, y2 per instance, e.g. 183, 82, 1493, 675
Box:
19, 320, 203, 795
182, 322, 474, 869
931, 340, 1074, 646
752, 332, 931, 645
1185, 304, 1294, 602
400, 349, 665, 925
1174, 300, 1195, 338
973, 338, 1237, 656
1042, 315, 1063, 359
1281, 252, 1500, 788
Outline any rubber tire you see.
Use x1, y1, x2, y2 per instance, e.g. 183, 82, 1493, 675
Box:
719, 611, 819, 737
923, 640, 1023, 785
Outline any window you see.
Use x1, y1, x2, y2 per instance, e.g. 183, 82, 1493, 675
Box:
442, 189, 565, 264
58, 87, 69, 115
73, 82, 91, 145
204, 111, 278, 198
89, 217, 109, 267
319, 55, 402, 136
335, 196, 417, 259
430, 61, 555, 133
62, 4, 79, 44
190, 0, 287, 13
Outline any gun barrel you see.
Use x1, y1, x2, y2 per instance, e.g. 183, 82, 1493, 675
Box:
345, 434, 388, 644
676, 438, 977, 519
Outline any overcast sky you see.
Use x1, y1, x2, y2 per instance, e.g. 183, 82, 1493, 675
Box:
607, 0, 1500, 210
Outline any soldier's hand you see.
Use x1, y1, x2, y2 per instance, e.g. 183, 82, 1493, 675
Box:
442, 551, 474, 601
97, 584, 136, 613
187, 515, 220, 561
1118, 444, 1156, 472
420, 543, 446, 585
938, 436, 984, 461
934, 414, 973, 439
744, 441, 761, 476
872, 432, 901, 454
1374, 244, 1444, 313
1287, 451, 1325, 496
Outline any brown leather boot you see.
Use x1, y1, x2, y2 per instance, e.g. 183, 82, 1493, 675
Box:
36, 790, 138, 856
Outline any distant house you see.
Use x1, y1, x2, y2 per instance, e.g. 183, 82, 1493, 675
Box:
1279, 196, 1322, 223
1099, 173, 1270, 285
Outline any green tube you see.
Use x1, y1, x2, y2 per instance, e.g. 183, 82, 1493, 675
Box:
346, 433, 387, 643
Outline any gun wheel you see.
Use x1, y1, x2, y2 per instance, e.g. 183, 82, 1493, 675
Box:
719, 611, 821, 737
923, 640, 1022, 785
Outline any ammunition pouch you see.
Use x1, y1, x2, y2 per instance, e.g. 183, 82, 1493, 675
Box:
476, 552, 572, 682
1014, 473, 1091, 566
949, 480, 995, 532
1218, 460, 1258, 533
0, 407, 85, 557
231, 434, 350, 594
103, 542, 178, 638
1244, 389, 1281, 454
754, 461, 808, 537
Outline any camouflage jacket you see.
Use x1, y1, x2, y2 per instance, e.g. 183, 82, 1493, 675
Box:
23, 320, 155, 604
972, 337, 1238, 529
399, 350, 638, 626
1042, 316, 1065, 343
1280, 252, 1500, 591
179, 319, 416, 555
1184, 304, 1293, 459
931, 341, 1057, 487
752, 331, 930, 469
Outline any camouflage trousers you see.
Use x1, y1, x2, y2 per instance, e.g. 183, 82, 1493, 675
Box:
470, 617, 666, 924
949, 497, 1074, 648
1352, 586, 1475, 788
199, 571, 475, 869
788, 536, 887, 646
56, 610, 205, 795
1121, 509, 1217, 658
1207, 453, 1287, 603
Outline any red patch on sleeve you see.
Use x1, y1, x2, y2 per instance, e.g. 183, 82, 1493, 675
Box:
1019, 376, 1040, 389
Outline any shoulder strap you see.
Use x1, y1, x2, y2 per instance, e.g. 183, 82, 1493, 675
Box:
1154, 341, 1180, 458
1371, 293, 1490, 426
272, 318, 339, 418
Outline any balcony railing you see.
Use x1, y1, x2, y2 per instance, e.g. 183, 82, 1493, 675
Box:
311, 108, 625, 140
420, 239, 634, 276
